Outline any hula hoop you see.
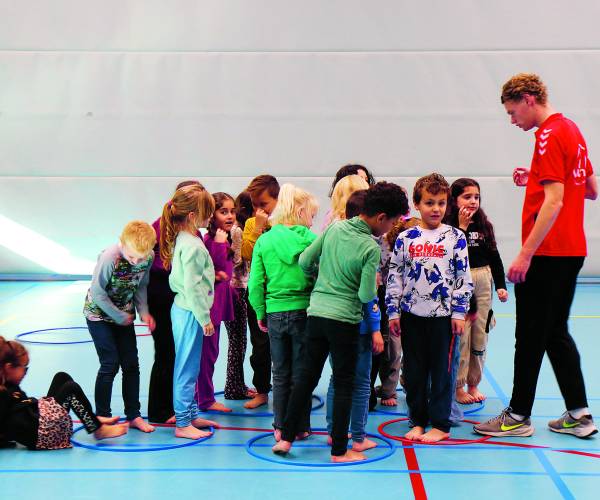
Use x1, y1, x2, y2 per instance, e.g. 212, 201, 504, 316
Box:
200, 392, 324, 417
16, 325, 151, 345
70, 419, 214, 452
245, 427, 395, 467
377, 417, 492, 446
463, 400, 486, 415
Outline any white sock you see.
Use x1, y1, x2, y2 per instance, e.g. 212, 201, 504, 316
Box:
569, 407, 590, 419
509, 412, 525, 421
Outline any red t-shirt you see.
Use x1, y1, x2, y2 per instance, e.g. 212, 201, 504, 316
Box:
522, 113, 594, 256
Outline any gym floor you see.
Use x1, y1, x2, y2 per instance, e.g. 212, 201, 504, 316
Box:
0, 281, 598, 499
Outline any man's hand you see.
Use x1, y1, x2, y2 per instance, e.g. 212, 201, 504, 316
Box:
507, 251, 533, 284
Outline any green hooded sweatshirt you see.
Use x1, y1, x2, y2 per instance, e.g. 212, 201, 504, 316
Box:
248, 224, 317, 320
299, 217, 380, 324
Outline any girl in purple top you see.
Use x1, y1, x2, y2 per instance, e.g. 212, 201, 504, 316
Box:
194, 193, 237, 412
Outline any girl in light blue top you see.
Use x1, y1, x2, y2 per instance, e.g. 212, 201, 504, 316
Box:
159, 184, 218, 440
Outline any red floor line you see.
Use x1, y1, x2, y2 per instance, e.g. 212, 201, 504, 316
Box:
402, 445, 427, 500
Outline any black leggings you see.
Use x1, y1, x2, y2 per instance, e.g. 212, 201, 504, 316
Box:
47, 372, 101, 434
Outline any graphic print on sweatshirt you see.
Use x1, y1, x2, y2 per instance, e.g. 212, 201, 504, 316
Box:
385, 224, 472, 319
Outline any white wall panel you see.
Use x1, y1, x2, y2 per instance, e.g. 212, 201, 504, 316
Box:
1, 1, 600, 51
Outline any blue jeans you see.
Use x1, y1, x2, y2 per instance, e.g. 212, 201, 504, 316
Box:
267, 310, 310, 431
171, 303, 204, 428
87, 319, 141, 421
326, 333, 372, 442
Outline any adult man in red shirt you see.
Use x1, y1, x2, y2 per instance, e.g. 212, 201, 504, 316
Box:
475, 73, 598, 438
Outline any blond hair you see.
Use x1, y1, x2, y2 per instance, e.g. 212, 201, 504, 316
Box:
120, 221, 157, 255
159, 184, 215, 270
0, 337, 28, 391
331, 174, 369, 220
270, 183, 319, 226
501, 73, 548, 105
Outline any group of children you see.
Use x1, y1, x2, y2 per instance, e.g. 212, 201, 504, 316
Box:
2, 166, 513, 462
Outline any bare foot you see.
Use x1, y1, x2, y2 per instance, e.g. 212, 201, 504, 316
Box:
246, 387, 258, 397
175, 425, 212, 440
206, 402, 232, 413
331, 450, 366, 463
272, 440, 292, 455
93, 423, 129, 440
352, 438, 378, 451
467, 386, 486, 402
381, 397, 397, 407
243, 393, 268, 409
97, 416, 120, 425
295, 431, 311, 441
129, 417, 155, 433
420, 428, 449, 443
405, 426, 425, 441
274, 429, 281, 442
192, 417, 218, 429
456, 387, 476, 404
165, 415, 176, 424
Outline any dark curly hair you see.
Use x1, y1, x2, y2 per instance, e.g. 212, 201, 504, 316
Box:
329, 164, 375, 197
443, 178, 498, 249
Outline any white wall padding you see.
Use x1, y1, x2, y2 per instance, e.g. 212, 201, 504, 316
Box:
1, 1, 599, 275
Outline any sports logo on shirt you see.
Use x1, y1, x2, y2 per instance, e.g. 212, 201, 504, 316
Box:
573, 144, 588, 186
538, 128, 552, 156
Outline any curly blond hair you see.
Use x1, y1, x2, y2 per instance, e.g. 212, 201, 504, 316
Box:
331, 174, 370, 221
501, 73, 548, 105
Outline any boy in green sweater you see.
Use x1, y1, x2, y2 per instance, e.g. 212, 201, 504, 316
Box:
248, 184, 319, 440
273, 182, 408, 462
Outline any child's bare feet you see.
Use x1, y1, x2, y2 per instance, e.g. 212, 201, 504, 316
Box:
246, 387, 258, 397
331, 450, 366, 463
192, 417, 218, 429
381, 396, 397, 407
129, 417, 155, 433
352, 438, 378, 451
274, 429, 281, 442
405, 426, 425, 441
467, 386, 486, 402
93, 423, 129, 440
97, 416, 120, 425
296, 431, 311, 441
456, 387, 476, 404
165, 415, 176, 424
243, 393, 268, 409
420, 428, 449, 443
175, 425, 212, 440
206, 402, 232, 413
272, 440, 292, 455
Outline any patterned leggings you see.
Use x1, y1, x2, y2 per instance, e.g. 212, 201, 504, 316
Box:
48, 372, 101, 433
223, 288, 249, 399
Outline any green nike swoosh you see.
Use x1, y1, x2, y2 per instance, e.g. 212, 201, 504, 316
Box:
500, 423, 524, 431
562, 421, 580, 429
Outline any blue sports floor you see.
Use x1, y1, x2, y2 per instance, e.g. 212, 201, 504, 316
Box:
0, 281, 598, 500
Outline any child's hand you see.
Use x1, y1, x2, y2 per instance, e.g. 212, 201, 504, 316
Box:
497, 288, 509, 302
452, 319, 465, 336
372, 331, 384, 354
513, 167, 529, 187
376, 272, 382, 287
458, 206, 474, 230
389, 318, 401, 337
215, 271, 229, 282
141, 313, 156, 332
203, 322, 215, 336
121, 314, 135, 326
258, 319, 268, 333
214, 229, 228, 244
254, 209, 269, 233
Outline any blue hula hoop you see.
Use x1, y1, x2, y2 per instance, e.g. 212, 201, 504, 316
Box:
200, 392, 324, 417
16, 326, 151, 346
245, 427, 395, 467
463, 400, 486, 415
70, 419, 214, 452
